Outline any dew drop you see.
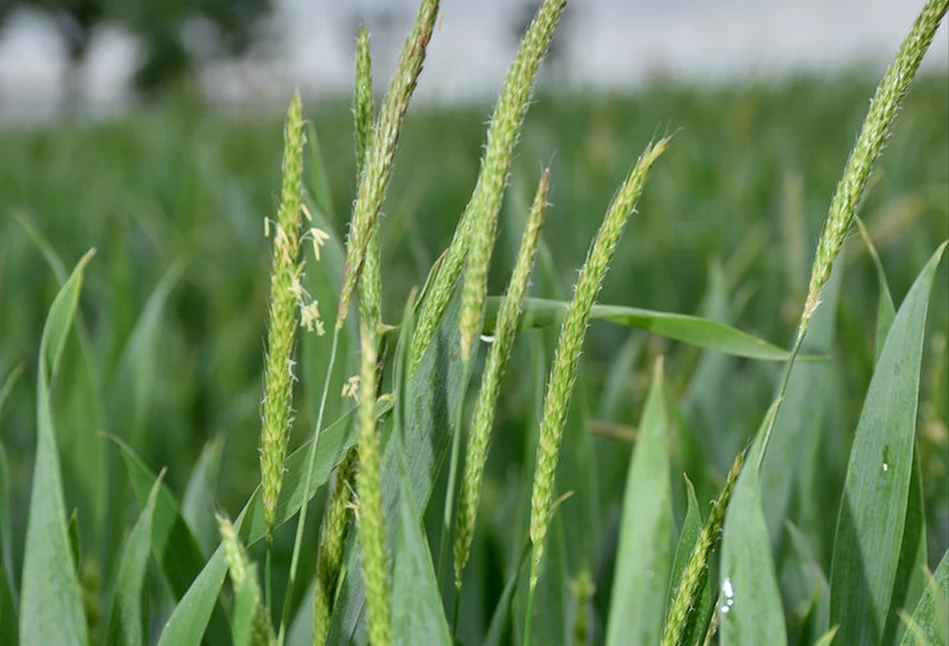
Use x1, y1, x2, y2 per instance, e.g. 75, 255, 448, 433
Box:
882, 462, 889, 472
480, 334, 495, 343
720, 577, 735, 615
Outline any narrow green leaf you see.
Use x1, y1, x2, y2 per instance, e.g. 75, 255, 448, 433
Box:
813, 625, 839, 646
156, 544, 231, 646
484, 297, 794, 361
830, 242, 947, 644
107, 471, 165, 646
392, 461, 452, 644
113, 260, 186, 444
719, 403, 787, 645
484, 544, 531, 646
306, 122, 335, 222
67, 510, 80, 575
785, 521, 830, 641
328, 285, 468, 644
182, 436, 225, 554
899, 551, 948, 646
606, 359, 673, 646
855, 216, 896, 360
886, 447, 928, 644
0, 441, 17, 645
113, 437, 217, 600
0, 363, 23, 419
19, 249, 94, 646
666, 475, 711, 644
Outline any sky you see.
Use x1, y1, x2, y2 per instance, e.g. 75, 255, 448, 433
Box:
0, 0, 946, 120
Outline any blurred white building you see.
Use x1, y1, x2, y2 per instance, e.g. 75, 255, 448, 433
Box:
0, 0, 946, 120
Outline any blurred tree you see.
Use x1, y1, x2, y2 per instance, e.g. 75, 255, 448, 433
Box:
3, 0, 273, 99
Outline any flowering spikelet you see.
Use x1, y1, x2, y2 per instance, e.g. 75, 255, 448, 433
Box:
458, 0, 566, 361
453, 170, 549, 589
259, 92, 306, 536
528, 138, 668, 588
337, 0, 440, 329
801, 0, 947, 330
411, 0, 566, 372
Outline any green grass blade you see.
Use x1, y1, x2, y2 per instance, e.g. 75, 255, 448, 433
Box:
606, 359, 674, 646
785, 521, 830, 641
855, 216, 896, 359
112, 437, 215, 594
182, 436, 225, 555
113, 259, 186, 443
665, 475, 712, 644
156, 544, 231, 646
886, 447, 929, 643
19, 249, 94, 646
899, 551, 948, 645
106, 470, 165, 646
0, 441, 17, 645
484, 297, 795, 361
392, 451, 452, 645
328, 285, 468, 644
830, 242, 947, 643
719, 402, 787, 644
812, 626, 839, 646
306, 122, 335, 222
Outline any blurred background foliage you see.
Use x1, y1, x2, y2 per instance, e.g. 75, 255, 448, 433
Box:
0, 71, 946, 640
0, 0, 273, 95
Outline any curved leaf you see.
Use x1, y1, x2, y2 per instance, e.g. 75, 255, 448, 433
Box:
19, 249, 95, 646
484, 297, 794, 360
719, 402, 787, 645
107, 470, 165, 646
899, 550, 949, 646
830, 242, 947, 643
606, 359, 673, 646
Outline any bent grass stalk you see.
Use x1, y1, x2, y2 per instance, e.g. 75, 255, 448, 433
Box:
525, 138, 669, 643
453, 169, 549, 591
337, 0, 439, 327
312, 27, 373, 646
410, 0, 566, 373
458, 0, 567, 360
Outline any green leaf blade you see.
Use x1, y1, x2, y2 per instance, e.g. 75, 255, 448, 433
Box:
107, 471, 165, 646
719, 405, 787, 645
606, 361, 674, 646
484, 297, 794, 361
830, 242, 947, 644
19, 250, 94, 646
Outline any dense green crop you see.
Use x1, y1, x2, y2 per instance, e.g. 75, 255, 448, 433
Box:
0, 1, 947, 644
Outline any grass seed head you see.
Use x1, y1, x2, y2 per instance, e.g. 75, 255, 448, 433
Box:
454, 169, 549, 590
260, 92, 306, 536
801, 0, 947, 330
337, 0, 440, 329
528, 138, 668, 587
